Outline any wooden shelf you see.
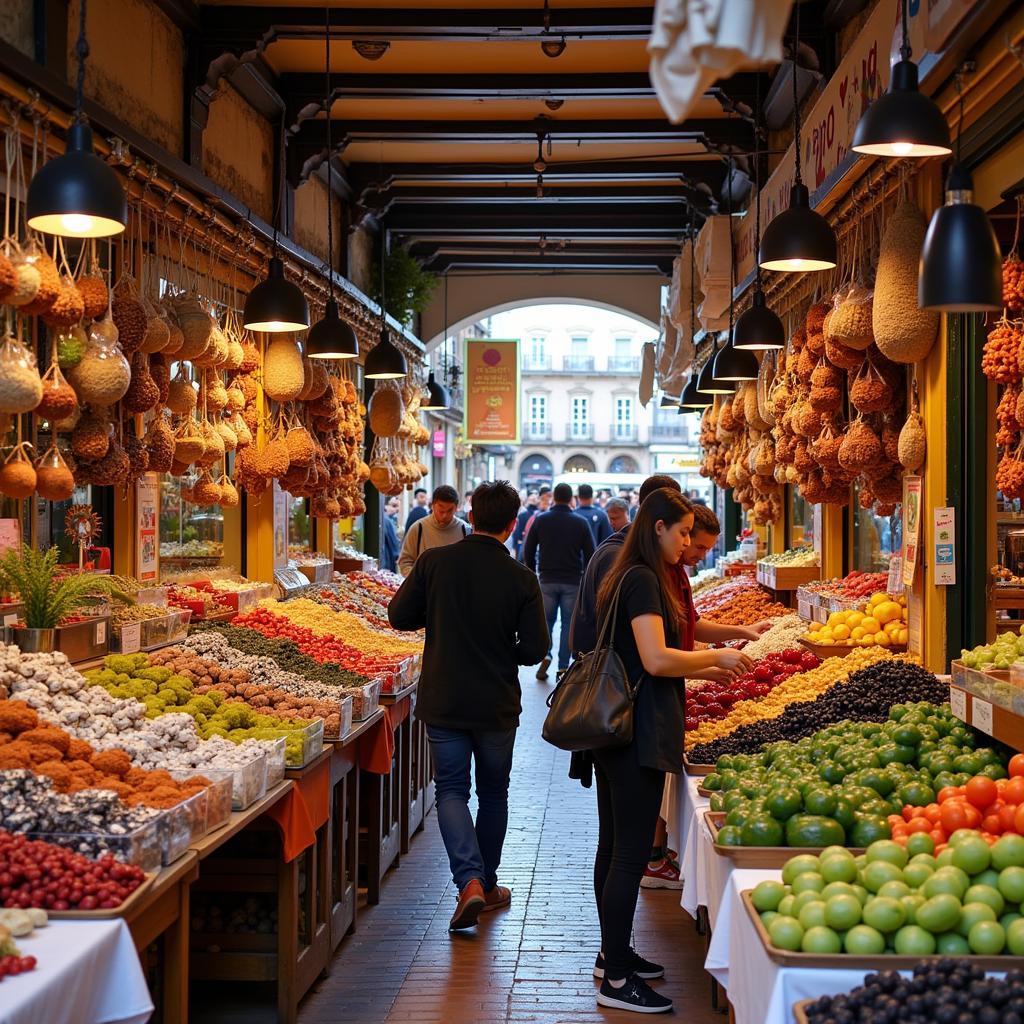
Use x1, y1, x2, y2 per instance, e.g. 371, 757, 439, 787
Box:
948, 681, 1024, 751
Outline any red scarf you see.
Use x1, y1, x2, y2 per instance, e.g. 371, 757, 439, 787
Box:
672, 564, 698, 652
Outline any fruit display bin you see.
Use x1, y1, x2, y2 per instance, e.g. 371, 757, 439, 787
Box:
683, 754, 714, 776
8, 615, 111, 663
160, 790, 206, 863
705, 813, 865, 869
286, 718, 325, 768
172, 770, 233, 834
266, 736, 287, 787
344, 679, 383, 721
323, 694, 353, 743
950, 660, 1024, 714
110, 608, 193, 652
757, 563, 820, 591
798, 637, 908, 660
218, 752, 269, 810
28, 818, 163, 874
741, 889, 1024, 969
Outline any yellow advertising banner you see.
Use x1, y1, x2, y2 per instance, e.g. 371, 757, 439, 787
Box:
464, 338, 520, 445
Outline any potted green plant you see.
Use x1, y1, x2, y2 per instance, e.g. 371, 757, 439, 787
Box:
0, 545, 132, 657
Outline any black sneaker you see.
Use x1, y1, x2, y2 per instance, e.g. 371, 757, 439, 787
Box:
596, 974, 673, 1014
536, 656, 551, 681
594, 950, 665, 980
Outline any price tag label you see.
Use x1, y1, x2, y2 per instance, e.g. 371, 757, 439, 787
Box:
3, 613, 17, 627
887, 555, 903, 597
94, 619, 106, 645
237, 589, 257, 614
797, 598, 812, 621
972, 698, 994, 736
119, 622, 141, 654
948, 685, 967, 721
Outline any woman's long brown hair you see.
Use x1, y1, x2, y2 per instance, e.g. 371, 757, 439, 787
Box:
597, 488, 693, 632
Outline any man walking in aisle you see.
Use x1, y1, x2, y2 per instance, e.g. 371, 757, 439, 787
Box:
523, 482, 594, 682
389, 481, 549, 931
382, 497, 401, 573
404, 488, 429, 533
575, 483, 613, 545
398, 484, 470, 575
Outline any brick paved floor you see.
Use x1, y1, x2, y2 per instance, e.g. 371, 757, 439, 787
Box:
299, 660, 719, 1024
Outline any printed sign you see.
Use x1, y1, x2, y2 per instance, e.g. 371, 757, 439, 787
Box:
933, 507, 956, 585
887, 554, 903, 597
432, 429, 446, 458
972, 698, 994, 736
119, 622, 141, 654
949, 685, 967, 721
136, 474, 159, 582
464, 339, 520, 444
0, 519, 20, 555
901, 476, 923, 588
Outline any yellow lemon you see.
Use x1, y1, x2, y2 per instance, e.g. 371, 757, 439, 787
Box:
860, 617, 880, 634
857, 636, 875, 646
869, 593, 887, 607
873, 631, 891, 646
850, 626, 866, 640
897, 628, 909, 645
847, 612, 864, 628
873, 601, 902, 624
833, 624, 851, 641
818, 638, 835, 646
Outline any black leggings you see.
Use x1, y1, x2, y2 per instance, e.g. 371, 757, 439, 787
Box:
593, 743, 666, 980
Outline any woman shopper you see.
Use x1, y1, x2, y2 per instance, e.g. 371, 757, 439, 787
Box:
591, 489, 751, 1013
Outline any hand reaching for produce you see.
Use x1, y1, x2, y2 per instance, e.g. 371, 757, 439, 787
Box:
750, 620, 774, 636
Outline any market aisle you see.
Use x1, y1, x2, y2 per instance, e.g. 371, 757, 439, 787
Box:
300, 653, 717, 1024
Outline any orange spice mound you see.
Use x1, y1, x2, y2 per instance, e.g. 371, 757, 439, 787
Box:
0, 698, 211, 809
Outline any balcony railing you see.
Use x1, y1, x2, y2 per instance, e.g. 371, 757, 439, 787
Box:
611, 424, 638, 443
523, 422, 552, 441
650, 422, 687, 440
562, 355, 596, 372
565, 422, 595, 441
522, 356, 551, 372
607, 355, 640, 373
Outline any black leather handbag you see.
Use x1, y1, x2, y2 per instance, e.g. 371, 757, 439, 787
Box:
542, 567, 641, 752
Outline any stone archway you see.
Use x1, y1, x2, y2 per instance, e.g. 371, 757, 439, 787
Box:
420, 273, 664, 350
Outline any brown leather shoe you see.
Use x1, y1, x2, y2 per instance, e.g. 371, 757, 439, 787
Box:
481, 885, 511, 912
449, 879, 486, 931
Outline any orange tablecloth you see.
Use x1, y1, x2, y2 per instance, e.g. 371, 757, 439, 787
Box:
356, 696, 412, 775
263, 755, 331, 862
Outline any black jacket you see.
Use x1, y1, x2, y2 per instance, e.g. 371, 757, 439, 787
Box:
388, 534, 549, 731
568, 526, 628, 654
521, 504, 595, 584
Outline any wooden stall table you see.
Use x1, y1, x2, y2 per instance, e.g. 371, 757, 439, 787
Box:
327, 708, 384, 948
187, 775, 330, 1024
381, 681, 421, 855
124, 851, 199, 1024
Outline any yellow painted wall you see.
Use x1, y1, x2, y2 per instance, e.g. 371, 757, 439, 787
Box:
68, 0, 185, 157
347, 226, 375, 294
294, 176, 341, 270
202, 82, 274, 223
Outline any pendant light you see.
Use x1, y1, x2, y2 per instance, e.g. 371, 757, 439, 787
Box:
244, 100, 309, 332
365, 234, 408, 380
759, 4, 837, 273
659, 393, 679, 408
919, 75, 1002, 312
734, 79, 785, 350
852, 0, 951, 159
680, 372, 709, 408
420, 274, 451, 410
26, 0, 126, 238
697, 335, 733, 395
307, 9, 359, 359
713, 159, 759, 382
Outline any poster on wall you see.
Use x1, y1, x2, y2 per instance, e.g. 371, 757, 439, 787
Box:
901, 475, 923, 588
933, 506, 956, 586
464, 339, 520, 445
273, 481, 289, 570
136, 474, 159, 582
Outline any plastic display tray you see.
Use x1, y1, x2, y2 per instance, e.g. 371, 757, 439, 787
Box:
160, 790, 205, 863
28, 818, 163, 874
265, 737, 287, 787
172, 770, 233, 834
343, 679, 382, 721
208, 752, 268, 810
704, 812, 865, 868
325, 694, 354, 742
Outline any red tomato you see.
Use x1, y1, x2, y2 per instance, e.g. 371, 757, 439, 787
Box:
1013, 804, 1024, 835
940, 801, 970, 834
902, 805, 916, 823
1010, 753, 1024, 778
982, 813, 1003, 835
966, 776, 999, 810
1006, 778, 1024, 806
1000, 804, 1019, 833
937, 787, 960, 804
891, 826, 909, 841
929, 828, 947, 846
963, 804, 983, 829
906, 817, 932, 835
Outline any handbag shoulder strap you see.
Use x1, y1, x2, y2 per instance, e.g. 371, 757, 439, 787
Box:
593, 564, 638, 652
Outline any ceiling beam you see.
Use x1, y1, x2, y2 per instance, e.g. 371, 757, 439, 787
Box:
199, 6, 654, 44
371, 184, 694, 205
423, 252, 674, 274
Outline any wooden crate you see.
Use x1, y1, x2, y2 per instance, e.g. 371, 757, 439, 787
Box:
798, 637, 907, 660
757, 563, 820, 591
705, 813, 864, 869
683, 754, 714, 776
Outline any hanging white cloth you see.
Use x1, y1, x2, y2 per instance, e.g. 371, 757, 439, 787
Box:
648, 0, 793, 124
640, 341, 657, 405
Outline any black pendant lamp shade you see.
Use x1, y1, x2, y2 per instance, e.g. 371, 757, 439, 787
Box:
852, 60, 951, 158
243, 257, 310, 332
27, 122, 127, 238
697, 343, 733, 394
365, 329, 408, 380
681, 373, 710, 408
713, 334, 759, 381
307, 297, 358, 359
733, 288, 785, 350
420, 371, 450, 411
659, 393, 679, 408
760, 183, 837, 272
919, 163, 1002, 312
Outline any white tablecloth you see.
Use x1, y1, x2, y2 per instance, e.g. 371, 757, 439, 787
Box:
705, 870, 932, 1024
0, 919, 153, 1024
678, 773, 712, 917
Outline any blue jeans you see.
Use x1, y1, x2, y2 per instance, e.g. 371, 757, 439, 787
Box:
427, 725, 517, 892
541, 581, 578, 670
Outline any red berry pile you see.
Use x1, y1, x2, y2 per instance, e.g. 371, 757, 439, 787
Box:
0, 955, 36, 980
0, 831, 146, 911
684, 649, 820, 730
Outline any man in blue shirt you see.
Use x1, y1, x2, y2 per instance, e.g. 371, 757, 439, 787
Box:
382, 496, 401, 573
522, 483, 594, 681
404, 488, 429, 533
574, 483, 612, 545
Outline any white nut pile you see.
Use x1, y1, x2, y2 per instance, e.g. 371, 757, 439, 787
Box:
739, 614, 809, 660
140, 735, 270, 774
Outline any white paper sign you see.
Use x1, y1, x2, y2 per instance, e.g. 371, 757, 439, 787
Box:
933, 507, 956, 585
119, 622, 141, 654
972, 698, 994, 736
949, 685, 967, 721
3, 613, 17, 627
887, 555, 903, 597
95, 620, 106, 645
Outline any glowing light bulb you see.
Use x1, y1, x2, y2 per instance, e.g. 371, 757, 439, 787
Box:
60, 213, 96, 234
